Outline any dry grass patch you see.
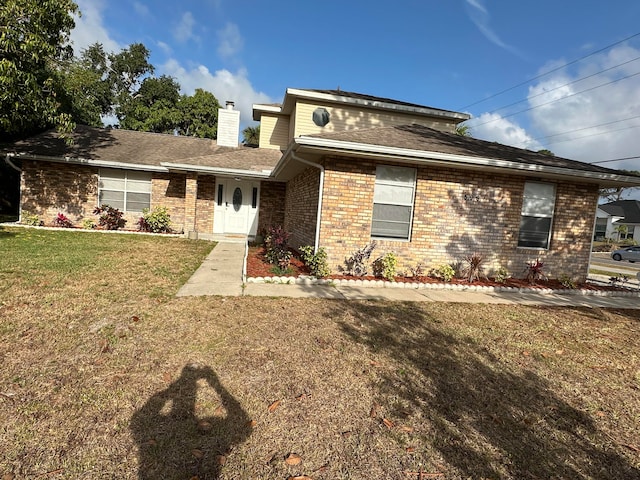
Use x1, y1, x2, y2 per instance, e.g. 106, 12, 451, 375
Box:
1, 227, 639, 479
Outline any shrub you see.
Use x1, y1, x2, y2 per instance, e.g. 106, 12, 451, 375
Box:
409, 263, 426, 281
137, 206, 172, 233
299, 245, 331, 278
461, 252, 486, 282
93, 205, 126, 230
558, 274, 576, 289
524, 259, 547, 285
264, 225, 292, 270
373, 252, 398, 281
494, 267, 509, 283
21, 212, 42, 226
53, 212, 73, 228
81, 218, 96, 230
433, 264, 455, 282
344, 241, 376, 276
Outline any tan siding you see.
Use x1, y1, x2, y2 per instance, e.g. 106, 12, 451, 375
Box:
259, 114, 290, 150
293, 101, 457, 137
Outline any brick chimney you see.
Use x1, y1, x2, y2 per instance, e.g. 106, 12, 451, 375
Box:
217, 100, 240, 147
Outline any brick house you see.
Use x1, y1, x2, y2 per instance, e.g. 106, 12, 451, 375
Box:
6, 88, 640, 281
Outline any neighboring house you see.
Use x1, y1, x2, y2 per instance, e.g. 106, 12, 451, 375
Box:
599, 200, 640, 241
593, 206, 624, 240
5, 88, 640, 281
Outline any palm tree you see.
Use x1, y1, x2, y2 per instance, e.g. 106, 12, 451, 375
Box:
242, 125, 260, 146
455, 123, 471, 136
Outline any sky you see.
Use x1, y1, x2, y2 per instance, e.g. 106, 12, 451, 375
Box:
69, 0, 640, 175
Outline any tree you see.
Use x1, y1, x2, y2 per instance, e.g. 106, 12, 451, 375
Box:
57, 43, 114, 127
0, 0, 78, 139
119, 75, 181, 133
177, 88, 220, 138
455, 123, 471, 137
537, 149, 555, 156
599, 170, 640, 203
108, 43, 154, 117
242, 125, 260, 146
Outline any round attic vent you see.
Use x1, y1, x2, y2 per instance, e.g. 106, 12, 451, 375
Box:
312, 107, 330, 127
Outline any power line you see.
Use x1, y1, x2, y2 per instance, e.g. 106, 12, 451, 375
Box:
592, 156, 640, 164
458, 31, 640, 111
530, 114, 640, 143
469, 69, 640, 129
543, 123, 640, 147
483, 55, 640, 117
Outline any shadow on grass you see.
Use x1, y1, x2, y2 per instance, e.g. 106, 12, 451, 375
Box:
0, 225, 16, 238
131, 364, 251, 480
335, 302, 639, 479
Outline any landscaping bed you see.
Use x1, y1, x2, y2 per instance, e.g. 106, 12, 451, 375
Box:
245, 246, 635, 295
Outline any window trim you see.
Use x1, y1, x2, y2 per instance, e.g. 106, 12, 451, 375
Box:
517, 181, 556, 250
371, 165, 417, 241
98, 168, 152, 213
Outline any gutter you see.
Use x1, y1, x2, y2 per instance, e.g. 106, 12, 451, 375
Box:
8, 152, 168, 172
160, 162, 272, 179
290, 150, 324, 253
294, 137, 640, 187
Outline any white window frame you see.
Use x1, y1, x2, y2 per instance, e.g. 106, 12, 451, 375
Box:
518, 181, 556, 249
98, 168, 152, 213
371, 165, 416, 241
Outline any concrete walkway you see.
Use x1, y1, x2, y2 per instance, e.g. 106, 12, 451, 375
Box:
178, 241, 640, 308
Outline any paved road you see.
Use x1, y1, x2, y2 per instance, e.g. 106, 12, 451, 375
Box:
591, 252, 640, 276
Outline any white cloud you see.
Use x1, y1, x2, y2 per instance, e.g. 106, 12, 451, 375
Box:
173, 11, 197, 43
157, 41, 172, 56
526, 44, 640, 169
71, 0, 121, 54
464, 0, 521, 57
468, 113, 543, 151
217, 22, 244, 59
161, 59, 273, 125
133, 2, 151, 17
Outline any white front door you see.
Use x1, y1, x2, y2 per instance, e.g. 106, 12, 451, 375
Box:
213, 179, 259, 236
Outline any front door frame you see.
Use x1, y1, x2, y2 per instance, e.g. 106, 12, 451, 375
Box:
213, 177, 260, 236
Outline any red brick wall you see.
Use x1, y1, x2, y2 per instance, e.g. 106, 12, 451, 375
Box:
284, 167, 320, 249
20, 160, 98, 224
257, 181, 286, 235
196, 175, 215, 233
151, 173, 186, 233
318, 155, 598, 281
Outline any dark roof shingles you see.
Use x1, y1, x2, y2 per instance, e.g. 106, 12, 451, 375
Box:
307, 124, 635, 177
7, 125, 282, 170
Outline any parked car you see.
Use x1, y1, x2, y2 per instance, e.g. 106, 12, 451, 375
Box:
611, 246, 640, 262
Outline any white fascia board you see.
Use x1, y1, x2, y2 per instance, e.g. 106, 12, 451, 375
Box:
160, 162, 272, 178
294, 137, 640, 187
9, 152, 168, 172
284, 88, 470, 121
252, 103, 282, 121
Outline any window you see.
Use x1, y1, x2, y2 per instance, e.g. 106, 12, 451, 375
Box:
518, 181, 556, 249
371, 165, 416, 240
98, 169, 151, 212
594, 218, 607, 240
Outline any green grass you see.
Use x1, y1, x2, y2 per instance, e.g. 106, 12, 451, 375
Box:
1, 226, 639, 479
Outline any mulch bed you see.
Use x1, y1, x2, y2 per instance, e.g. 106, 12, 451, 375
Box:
246, 246, 626, 292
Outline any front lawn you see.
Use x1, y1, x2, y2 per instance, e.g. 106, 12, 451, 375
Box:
1, 226, 639, 479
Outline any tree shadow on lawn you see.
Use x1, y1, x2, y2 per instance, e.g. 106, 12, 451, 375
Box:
335, 302, 639, 479
131, 364, 251, 480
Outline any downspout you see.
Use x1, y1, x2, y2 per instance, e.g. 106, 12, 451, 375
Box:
5, 154, 21, 172
290, 152, 324, 253
5, 154, 22, 223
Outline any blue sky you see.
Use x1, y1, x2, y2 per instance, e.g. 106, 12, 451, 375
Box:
70, 0, 640, 173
